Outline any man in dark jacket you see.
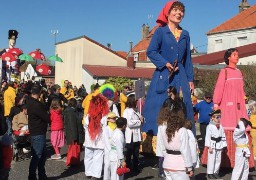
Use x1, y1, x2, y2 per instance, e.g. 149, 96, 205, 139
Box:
27, 84, 50, 180
47, 84, 67, 110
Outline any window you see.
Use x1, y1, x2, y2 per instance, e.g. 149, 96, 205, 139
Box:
214, 39, 222, 52
237, 36, 247, 46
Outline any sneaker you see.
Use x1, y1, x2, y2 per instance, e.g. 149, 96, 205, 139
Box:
51, 154, 61, 160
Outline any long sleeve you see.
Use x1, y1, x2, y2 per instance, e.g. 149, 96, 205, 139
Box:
116, 132, 125, 160
213, 69, 226, 106
233, 121, 246, 142
12, 115, 19, 131
156, 125, 166, 157
146, 28, 168, 70
205, 125, 211, 147
179, 128, 193, 168
103, 127, 111, 152
184, 34, 194, 82
123, 109, 141, 128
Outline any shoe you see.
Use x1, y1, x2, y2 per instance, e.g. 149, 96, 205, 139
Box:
214, 173, 221, 179
51, 154, 61, 160
208, 174, 216, 179
23, 148, 31, 153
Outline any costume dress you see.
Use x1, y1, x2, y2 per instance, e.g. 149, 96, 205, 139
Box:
142, 25, 195, 136
201, 66, 254, 168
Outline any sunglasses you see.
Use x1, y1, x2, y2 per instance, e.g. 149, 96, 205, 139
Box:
205, 97, 212, 99
213, 115, 221, 120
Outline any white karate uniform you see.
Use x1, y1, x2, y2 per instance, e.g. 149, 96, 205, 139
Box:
103, 125, 115, 180
84, 114, 106, 178
231, 121, 250, 180
156, 124, 166, 157
187, 129, 199, 169
205, 123, 227, 174
109, 128, 125, 180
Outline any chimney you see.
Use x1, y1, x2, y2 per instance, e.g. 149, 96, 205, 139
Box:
107, 43, 111, 49
142, 24, 150, 39
239, 0, 250, 13
127, 41, 135, 69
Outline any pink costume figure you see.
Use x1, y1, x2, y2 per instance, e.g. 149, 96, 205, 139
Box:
203, 48, 254, 168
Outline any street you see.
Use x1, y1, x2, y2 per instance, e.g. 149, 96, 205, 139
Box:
7, 123, 256, 180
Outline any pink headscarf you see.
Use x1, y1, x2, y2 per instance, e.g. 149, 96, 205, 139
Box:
156, 0, 178, 27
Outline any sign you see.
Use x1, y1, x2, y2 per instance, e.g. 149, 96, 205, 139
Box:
135, 79, 145, 100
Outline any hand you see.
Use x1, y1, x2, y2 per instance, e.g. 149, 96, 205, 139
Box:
188, 170, 194, 177
140, 116, 144, 123
121, 161, 126, 167
189, 82, 194, 94
166, 62, 178, 72
209, 148, 213, 154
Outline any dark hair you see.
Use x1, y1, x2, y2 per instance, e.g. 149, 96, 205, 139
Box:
116, 117, 127, 128
31, 84, 42, 95
158, 107, 172, 125
184, 120, 192, 130
240, 118, 252, 128
166, 110, 186, 142
94, 83, 100, 90
125, 94, 136, 108
68, 98, 77, 108
224, 48, 238, 65
169, 1, 185, 14
50, 98, 61, 110
21, 104, 27, 110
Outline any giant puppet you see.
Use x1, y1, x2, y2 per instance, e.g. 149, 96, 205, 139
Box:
0, 30, 22, 82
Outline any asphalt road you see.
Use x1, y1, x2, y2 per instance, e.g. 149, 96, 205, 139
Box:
6, 123, 256, 180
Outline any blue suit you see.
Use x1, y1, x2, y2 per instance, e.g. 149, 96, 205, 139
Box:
142, 25, 195, 135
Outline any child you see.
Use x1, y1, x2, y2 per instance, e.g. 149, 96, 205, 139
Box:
123, 94, 143, 172
184, 120, 200, 170
157, 108, 193, 179
103, 112, 117, 180
249, 104, 256, 160
205, 109, 227, 179
12, 104, 29, 136
109, 117, 127, 180
50, 98, 65, 160
231, 118, 252, 180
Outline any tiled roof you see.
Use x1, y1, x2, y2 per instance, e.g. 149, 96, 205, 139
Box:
132, 26, 158, 52
82, 64, 155, 79
192, 43, 256, 65
115, 51, 127, 59
207, 4, 256, 34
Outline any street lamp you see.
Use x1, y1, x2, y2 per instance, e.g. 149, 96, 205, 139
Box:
51, 30, 59, 45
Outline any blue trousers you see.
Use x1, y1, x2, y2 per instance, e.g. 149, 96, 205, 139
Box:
28, 134, 47, 180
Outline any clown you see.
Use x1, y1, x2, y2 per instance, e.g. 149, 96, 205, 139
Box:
83, 94, 109, 179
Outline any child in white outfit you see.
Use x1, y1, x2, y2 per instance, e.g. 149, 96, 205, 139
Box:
231, 118, 252, 180
109, 117, 127, 180
205, 109, 227, 179
103, 112, 117, 180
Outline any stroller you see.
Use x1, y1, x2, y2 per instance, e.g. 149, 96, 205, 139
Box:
12, 130, 31, 161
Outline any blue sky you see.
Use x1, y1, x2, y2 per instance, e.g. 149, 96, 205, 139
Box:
1, 0, 256, 57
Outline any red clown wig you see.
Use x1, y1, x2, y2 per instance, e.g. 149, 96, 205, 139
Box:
88, 94, 109, 140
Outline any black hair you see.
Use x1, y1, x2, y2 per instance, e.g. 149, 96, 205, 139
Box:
224, 48, 238, 65
94, 83, 100, 90
169, 1, 185, 14
31, 84, 42, 95
116, 117, 127, 128
125, 94, 136, 108
68, 98, 77, 108
240, 118, 252, 128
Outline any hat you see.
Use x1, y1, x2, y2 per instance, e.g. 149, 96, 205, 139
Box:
209, 109, 221, 116
204, 92, 212, 98
107, 112, 117, 119
156, 1, 177, 26
8, 30, 18, 39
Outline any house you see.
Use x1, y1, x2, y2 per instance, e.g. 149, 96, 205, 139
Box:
205, 1, 256, 65
55, 36, 155, 92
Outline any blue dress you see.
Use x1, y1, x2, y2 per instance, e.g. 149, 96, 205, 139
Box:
142, 25, 195, 135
